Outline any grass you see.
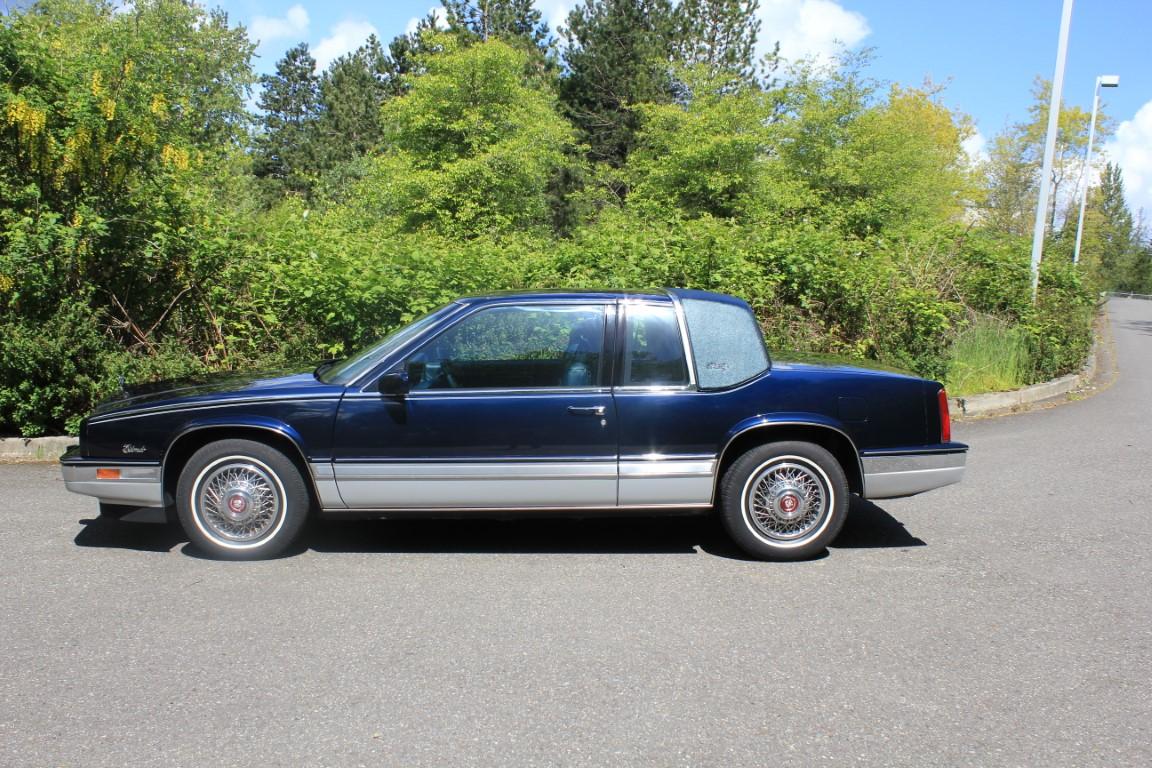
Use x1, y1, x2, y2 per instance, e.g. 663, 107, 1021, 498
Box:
945, 315, 1032, 396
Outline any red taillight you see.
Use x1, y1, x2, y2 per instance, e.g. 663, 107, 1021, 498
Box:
937, 389, 951, 443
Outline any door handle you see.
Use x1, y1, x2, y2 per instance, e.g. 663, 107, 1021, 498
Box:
567, 405, 606, 416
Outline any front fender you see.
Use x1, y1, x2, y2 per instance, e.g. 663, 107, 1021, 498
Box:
166, 415, 310, 460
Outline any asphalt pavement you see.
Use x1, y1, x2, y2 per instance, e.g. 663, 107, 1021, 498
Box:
1, 300, 1149, 767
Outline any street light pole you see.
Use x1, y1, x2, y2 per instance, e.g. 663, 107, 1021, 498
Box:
1072, 74, 1120, 265
1029, 0, 1075, 303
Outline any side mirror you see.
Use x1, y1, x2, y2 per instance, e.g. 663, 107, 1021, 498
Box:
377, 371, 410, 398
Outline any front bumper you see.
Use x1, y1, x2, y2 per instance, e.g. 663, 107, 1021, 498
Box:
861, 447, 967, 499
60, 448, 164, 508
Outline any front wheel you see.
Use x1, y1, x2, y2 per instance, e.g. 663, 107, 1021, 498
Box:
719, 441, 849, 561
176, 439, 310, 560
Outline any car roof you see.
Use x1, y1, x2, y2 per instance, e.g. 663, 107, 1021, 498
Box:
454, 288, 744, 306
454, 288, 671, 305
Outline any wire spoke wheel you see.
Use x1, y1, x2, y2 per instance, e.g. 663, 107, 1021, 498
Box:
720, 442, 848, 560
745, 460, 829, 542
191, 456, 286, 546
177, 440, 310, 560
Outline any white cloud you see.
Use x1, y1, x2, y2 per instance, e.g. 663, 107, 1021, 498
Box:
313, 19, 379, 71
250, 4, 310, 44
535, 0, 574, 34
1105, 99, 1152, 218
962, 129, 988, 167
405, 6, 449, 37
757, 0, 871, 66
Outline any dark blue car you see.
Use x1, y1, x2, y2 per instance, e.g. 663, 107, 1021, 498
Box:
61, 289, 966, 560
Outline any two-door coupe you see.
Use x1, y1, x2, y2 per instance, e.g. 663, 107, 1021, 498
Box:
61, 289, 967, 560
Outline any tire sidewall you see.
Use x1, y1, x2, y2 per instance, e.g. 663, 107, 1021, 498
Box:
720, 441, 849, 561
176, 439, 309, 560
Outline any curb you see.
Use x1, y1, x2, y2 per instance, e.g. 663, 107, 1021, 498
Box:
948, 312, 1106, 419
0, 436, 75, 464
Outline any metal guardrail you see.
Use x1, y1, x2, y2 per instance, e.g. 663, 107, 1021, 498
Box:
1107, 291, 1152, 301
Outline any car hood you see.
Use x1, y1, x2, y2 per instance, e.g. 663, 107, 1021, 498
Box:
91, 368, 328, 417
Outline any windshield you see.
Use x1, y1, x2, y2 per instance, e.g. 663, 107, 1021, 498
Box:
318, 303, 460, 386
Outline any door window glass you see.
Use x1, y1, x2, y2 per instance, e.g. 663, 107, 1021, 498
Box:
406, 305, 606, 390
620, 304, 690, 387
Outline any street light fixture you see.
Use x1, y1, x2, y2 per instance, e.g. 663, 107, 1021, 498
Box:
1072, 74, 1120, 265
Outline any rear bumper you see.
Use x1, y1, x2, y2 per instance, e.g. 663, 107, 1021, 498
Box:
861, 448, 967, 499
60, 450, 164, 508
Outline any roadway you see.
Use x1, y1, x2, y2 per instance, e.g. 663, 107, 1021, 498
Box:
0, 299, 1149, 767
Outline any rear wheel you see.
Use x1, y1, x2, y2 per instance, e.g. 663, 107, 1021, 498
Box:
719, 441, 849, 560
175, 439, 309, 560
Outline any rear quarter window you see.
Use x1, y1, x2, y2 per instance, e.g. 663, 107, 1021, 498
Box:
681, 298, 770, 389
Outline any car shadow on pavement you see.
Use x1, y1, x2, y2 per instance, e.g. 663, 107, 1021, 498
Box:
74, 515, 186, 553
305, 496, 924, 559
832, 497, 927, 550
72, 497, 923, 560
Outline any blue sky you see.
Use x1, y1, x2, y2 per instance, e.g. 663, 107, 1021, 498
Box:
209, 1, 1152, 215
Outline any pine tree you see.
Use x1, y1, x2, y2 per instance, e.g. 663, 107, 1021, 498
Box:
441, 0, 549, 50
319, 35, 390, 163
560, 0, 677, 169
673, 0, 761, 82
1089, 163, 1140, 288
381, 11, 442, 98
254, 43, 323, 198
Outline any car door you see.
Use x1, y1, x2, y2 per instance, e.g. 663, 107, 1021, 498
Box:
331, 301, 618, 510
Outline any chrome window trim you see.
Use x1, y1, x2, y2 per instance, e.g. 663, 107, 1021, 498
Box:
667, 293, 699, 390
341, 387, 614, 400
617, 298, 697, 390
611, 384, 695, 393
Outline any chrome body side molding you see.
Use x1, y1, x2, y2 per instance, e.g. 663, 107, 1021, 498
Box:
310, 461, 345, 509
618, 457, 715, 506
329, 460, 618, 510
861, 451, 966, 499
316, 456, 718, 511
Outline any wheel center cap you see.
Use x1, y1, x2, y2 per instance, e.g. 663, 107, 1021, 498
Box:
224, 490, 252, 521
776, 492, 802, 519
